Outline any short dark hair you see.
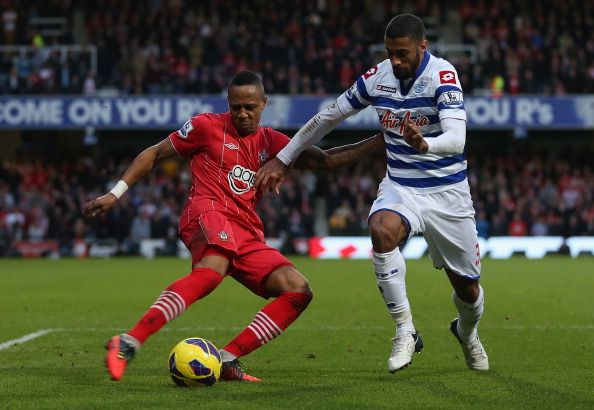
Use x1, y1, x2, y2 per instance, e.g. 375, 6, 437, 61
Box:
228, 70, 266, 99
385, 14, 426, 42
229, 70, 263, 88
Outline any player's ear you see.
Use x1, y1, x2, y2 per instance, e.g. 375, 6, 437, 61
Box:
262, 95, 268, 108
419, 39, 428, 53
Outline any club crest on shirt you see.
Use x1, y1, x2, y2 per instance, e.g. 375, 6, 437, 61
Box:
218, 231, 229, 241
178, 120, 193, 138
258, 150, 269, 163
413, 77, 429, 94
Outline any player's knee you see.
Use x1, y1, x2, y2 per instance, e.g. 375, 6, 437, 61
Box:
300, 287, 313, 307
283, 287, 313, 311
265, 267, 311, 296
447, 270, 480, 302
369, 214, 407, 252
285, 274, 312, 294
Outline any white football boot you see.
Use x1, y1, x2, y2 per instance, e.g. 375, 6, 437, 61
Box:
450, 318, 489, 371
388, 330, 424, 373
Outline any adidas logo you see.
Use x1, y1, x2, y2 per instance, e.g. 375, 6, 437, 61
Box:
225, 143, 239, 150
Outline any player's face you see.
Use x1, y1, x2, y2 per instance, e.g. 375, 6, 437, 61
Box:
228, 85, 267, 136
385, 36, 427, 79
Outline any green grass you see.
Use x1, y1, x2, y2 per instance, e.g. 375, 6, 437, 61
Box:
0, 257, 593, 409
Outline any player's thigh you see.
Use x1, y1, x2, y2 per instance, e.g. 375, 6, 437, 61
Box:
368, 210, 409, 251
423, 191, 481, 279
231, 243, 297, 298
368, 177, 422, 248
179, 209, 238, 267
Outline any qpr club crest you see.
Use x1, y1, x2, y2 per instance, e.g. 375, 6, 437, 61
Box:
413, 77, 429, 94
218, 231, 229, 241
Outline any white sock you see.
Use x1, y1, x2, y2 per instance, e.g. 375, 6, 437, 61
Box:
121, 333, 141, 352
452, 285, 484, 344
373, 247, 414, 335
219, 349, 237, 363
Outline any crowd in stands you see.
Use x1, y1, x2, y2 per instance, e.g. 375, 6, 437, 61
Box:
457, 0, 594, 95
2, 0, 594, 95
0, 146, 593, 257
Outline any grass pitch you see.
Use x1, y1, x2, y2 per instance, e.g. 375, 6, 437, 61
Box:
0, 256, 592, 409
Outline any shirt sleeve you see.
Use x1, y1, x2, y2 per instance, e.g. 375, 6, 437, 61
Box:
275, 102, 354, 165
168, 115, 209, 158
275, 65, 380, 166
433, 66, 467, 122
426, 117, 466, 154
336, 64, 380, 114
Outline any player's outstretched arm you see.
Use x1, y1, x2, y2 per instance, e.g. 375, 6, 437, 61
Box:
293, 132, 385, 170
255, 102, 352, 194
83, 137, 177, 218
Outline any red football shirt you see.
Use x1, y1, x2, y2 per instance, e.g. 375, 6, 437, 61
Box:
169, 112, 290, 234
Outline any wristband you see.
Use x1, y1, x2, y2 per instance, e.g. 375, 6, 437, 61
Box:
109, 180, 128, 199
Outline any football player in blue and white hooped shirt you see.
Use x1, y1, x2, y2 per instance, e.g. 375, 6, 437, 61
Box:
255, 14, 489, 373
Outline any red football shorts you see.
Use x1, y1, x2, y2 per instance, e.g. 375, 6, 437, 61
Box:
179, 209, 294, 298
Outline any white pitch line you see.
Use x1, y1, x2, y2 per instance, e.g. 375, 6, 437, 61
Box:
0, 329, 57, 351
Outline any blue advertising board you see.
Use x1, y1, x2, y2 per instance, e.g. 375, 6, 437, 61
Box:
1, 95, 593, 130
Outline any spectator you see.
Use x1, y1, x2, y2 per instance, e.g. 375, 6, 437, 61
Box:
128, 209, 152, 254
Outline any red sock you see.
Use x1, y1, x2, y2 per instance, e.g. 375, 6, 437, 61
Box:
223, 291, 313, 358
127, 267, 223, 344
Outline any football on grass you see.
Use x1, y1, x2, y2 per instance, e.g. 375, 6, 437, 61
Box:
168, 337, 222, 387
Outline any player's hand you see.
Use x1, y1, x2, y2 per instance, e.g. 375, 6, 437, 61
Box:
254, 157, 288, 195
403, 119, 428, 153
83, 193, 118, 218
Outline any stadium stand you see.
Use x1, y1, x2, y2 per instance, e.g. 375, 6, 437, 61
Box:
2, 0, 593, 95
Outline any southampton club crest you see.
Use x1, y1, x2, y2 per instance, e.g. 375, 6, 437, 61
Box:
258, 150, 269, 164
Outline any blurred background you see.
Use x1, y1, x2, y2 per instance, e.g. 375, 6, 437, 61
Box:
0, 0, 593, 259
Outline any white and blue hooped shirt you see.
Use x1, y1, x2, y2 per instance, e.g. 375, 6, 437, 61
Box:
336, 52, 467, 193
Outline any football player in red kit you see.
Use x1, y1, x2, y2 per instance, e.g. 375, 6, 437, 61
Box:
84, 70, 383, 382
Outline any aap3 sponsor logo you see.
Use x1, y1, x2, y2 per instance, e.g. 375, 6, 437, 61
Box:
228, 165, 255, 194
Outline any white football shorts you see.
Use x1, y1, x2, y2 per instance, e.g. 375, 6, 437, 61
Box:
369, 178, 481, 279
